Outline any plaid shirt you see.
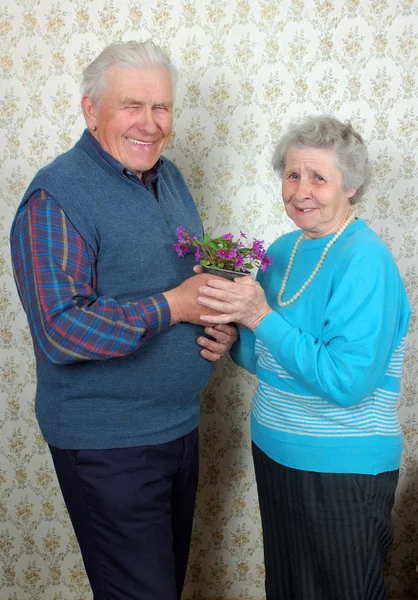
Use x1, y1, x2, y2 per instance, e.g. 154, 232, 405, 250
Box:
11, 135, 171, 364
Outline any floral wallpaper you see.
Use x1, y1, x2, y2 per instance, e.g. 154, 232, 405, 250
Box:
1, 0, 418, 599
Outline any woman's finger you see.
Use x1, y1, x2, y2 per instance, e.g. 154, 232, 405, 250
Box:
197, 295, 235, 313
198, 285, 235, 301
200, 313, 234, 324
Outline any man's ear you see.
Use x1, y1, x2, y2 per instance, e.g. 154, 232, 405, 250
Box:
81, 94, 99, 132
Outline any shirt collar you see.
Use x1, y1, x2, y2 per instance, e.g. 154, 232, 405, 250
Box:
85, 129, 163, 184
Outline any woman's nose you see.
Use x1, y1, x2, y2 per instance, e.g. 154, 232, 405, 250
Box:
295, 178, 312, 200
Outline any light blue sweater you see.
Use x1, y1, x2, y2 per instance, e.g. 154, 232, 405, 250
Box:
231, 218, 410, 475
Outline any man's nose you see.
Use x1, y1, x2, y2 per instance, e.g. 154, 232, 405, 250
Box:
135, 107, 158, 132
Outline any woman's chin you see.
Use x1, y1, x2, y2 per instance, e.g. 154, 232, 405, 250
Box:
292, 215, 320, 233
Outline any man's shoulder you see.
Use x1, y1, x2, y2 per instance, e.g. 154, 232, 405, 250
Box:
21, 144, 87, 206
34, 140, 86, 180
159, 156, 187, 183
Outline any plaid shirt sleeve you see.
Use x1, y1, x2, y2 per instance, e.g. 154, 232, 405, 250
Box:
10, 190, 171, 364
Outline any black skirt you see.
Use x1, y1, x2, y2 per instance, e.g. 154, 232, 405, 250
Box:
252, 442, 399, 600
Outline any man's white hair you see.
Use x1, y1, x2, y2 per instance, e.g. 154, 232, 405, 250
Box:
80, 40, 178, 106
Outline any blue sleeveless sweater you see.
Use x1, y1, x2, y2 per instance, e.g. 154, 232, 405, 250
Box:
14, 131, 213, 449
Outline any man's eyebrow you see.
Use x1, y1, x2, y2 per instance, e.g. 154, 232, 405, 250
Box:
120, 98, 173, 108
153, 101, 174, 108
120, 98, 145, 106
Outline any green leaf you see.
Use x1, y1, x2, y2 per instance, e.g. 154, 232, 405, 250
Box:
200, 259, 210, 266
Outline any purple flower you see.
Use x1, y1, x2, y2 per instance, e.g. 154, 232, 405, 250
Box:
234, 254, 244, 267
252, 239, 265, 252
173, 225, 272, 275
260, 256, 273, 272
173, 242, 190, 257
176, 226, 186, 240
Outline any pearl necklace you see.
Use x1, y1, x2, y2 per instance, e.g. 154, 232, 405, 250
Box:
277, 215, 355, 307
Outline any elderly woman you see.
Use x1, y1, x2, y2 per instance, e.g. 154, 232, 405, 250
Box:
196, 116, 410, 600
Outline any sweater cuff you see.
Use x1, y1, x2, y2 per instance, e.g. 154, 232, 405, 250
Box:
255, 310, 290, 349
134, 293, 171, 339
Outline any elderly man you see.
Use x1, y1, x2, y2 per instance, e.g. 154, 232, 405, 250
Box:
10, 40, 236, 600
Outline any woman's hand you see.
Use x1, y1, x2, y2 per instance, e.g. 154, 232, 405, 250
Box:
197, 276, 273, 331
197, 323, 238, 361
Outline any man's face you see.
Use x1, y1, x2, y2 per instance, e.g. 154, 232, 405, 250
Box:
82, 65, 173, 178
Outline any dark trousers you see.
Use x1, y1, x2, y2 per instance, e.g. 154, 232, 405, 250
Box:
252, 442, 399, 600
49, 428, 199, 600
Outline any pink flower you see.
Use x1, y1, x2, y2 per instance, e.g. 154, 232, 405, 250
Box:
195, 245, 202, 262
222, 233, 234, 241
218, 249, 228, 258
240, 231, 247, 239
227, 249, 237, 259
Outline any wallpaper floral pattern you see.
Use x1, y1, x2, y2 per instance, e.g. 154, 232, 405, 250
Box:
1, 0, 417, 599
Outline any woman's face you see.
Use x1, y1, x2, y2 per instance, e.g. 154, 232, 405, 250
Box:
281, 146, 356, 239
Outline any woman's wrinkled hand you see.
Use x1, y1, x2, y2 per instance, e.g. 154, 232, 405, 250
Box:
197, 276, 273, 331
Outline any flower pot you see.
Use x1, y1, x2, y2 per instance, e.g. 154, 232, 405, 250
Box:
202, 266, 248, 280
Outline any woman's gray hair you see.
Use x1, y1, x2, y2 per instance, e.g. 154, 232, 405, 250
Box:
272, 115, 371, 204
80, 40, 179, 106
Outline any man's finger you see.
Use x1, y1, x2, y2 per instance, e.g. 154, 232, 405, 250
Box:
200, 349, 222, 362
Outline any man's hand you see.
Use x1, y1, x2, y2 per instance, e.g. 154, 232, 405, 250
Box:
162, 274, 224, 325
197, 323, 238, 362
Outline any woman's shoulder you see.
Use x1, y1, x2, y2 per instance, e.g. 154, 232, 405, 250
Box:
267, 229, 300, 255
342, 218, 396, 265
334, 220, 407, 299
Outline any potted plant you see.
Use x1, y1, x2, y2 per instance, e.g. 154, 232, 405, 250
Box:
173, 226, 272, 280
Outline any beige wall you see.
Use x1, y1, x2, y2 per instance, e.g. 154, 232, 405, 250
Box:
1, 1, 417, 598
